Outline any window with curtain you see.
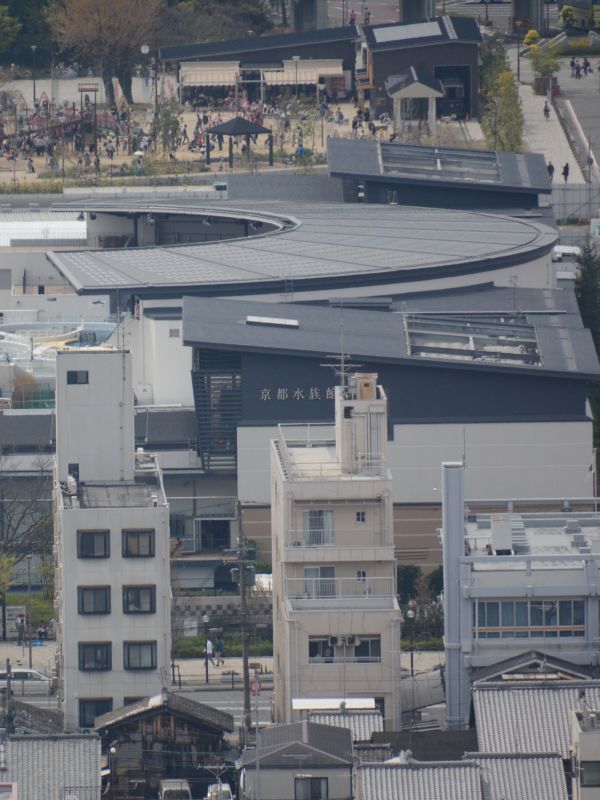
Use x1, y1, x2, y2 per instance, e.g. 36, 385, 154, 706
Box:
303, 510, 334, 546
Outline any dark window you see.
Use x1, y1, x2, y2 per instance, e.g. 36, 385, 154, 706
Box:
124, 641, 157, 670
79, 698, 112, 728
123, 586, 156, 614
122, 529, 155, 557
78, 643, 112, 671
67, 370, 89, 385
354, 636, 381, 662
78, 586, 111, 614
295, 777, 328, 800
356, 511, 366, 523
68, 463, 80, 482
123, 696, 144, 706
77, 530, 110, 558
582, 762, 600, 787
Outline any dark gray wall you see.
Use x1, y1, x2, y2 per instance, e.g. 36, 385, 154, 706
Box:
227, 172, 344, 202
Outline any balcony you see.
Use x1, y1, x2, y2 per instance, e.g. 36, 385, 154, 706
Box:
287, 528, 393, 549
286, 576, 397, 610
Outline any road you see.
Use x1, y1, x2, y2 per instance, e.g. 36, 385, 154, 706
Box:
179, 688, 273, 728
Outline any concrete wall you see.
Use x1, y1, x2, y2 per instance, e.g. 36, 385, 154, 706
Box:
239, 420, 595, 506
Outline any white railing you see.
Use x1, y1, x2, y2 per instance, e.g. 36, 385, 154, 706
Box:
287, 528, 392, 548
286, 576, 395, 600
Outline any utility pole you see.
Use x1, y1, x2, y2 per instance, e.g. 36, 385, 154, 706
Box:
238, 515, 251, 743
26, 555, 32, 669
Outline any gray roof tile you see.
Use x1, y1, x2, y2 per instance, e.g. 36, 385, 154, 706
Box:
308, 711, 383, 742
358, 761, 483, 800
474, 682, 600, 757
466, 753, 568, 800
2, 734, 101, 800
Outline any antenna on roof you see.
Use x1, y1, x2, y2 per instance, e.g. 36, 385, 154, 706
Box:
320, 305, 362, 387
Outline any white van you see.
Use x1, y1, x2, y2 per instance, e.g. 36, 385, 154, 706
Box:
552, 245, 582, 262
158, 779, 192, 800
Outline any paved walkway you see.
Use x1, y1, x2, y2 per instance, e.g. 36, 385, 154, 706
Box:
507, 45, 585, 182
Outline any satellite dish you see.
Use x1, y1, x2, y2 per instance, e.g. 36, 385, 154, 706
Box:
140, 44, 150, 55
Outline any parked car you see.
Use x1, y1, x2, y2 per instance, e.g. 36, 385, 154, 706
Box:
158, 779, 192, 800
206, 784, 233, 800
0, 668, 52, 695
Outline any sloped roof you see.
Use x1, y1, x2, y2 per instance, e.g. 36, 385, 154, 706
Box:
473, 681, 600, 757
95, 690, 234, 733
471, 650, 597, 684
364, 15, 482, 51
358, 761, 482, 800
160, 25, 357, 62
386, 67, 444, 96
2, 734, 101, 800
243, 721, 353, 767
466, 753, 568, 800
206, 117, 271, 136
308, 710, 383, 742
371, 729, 479, 761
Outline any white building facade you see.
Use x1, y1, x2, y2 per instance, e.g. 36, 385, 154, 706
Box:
271, 373, 402, 728
442, 462, 600, 729
53, 349, 171, 731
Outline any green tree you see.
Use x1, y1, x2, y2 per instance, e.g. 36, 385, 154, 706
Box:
484, 71, 523, 152
560, 5, 575, 28
397, 564, 422, 603
529, 45, 560, 80
46, 0, 161, 105
0, 6, 20, 53
479, 34, 509, 94
152, 101, 182, 154
426, 565, 443, 597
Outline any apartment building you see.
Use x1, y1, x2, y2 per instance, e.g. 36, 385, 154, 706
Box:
442, 462, 600, 730
53, 349, 171, 731
271, 372, 402, 728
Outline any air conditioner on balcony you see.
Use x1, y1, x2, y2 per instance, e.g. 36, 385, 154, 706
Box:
292, 540, 302, 547
345, 636, 356, 646
328, 636, 338, 647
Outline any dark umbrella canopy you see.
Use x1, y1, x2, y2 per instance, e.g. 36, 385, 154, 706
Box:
206, 117, 271, 136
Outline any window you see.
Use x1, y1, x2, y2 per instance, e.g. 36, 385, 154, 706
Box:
122, 529, 155, 557
303, 510, 334, 546
123, 586, 156, 614
79, 698, 112, 728
168, 327, 180, 338
582, 762, 600, 787
68, 463, 80, 482
475, 599, 585, 638
67, 370, 88, 385
303, 566, 335, 598
309, 637, 334, 663
295, 777, 328, 800
77, 530, 110, 558
354, 636, 381, 663
124, 641, 157, 670
356, 511, 366, 523
78, 587, 111, 614
78, 643, 112, 671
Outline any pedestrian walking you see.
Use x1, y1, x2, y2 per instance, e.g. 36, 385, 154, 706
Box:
562, 162, 569, 183
570, 57, 576, 77
214, 636, 225, 666
363, 6, 371, 24
547, 161, 555, 181
543, 101, 550, 120
16, 615, 25, 646
206, 637, 215, 666
349, 8, 357, 24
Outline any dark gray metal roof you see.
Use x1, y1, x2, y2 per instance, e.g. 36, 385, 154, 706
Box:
243, 722, 353, 767
134, 408, 197, 447
47, 198, 557, 296
371, 729, 479, 761
160, 25, 357, 61
386, 68, 444, 96
327, 139, 551, 195
308, 710, 383, 742
471, 650, 596, 684
181, 289, 600, 380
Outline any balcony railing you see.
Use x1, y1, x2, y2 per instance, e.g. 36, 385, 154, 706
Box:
286, 576, 395, 600
287, 528, 393, 548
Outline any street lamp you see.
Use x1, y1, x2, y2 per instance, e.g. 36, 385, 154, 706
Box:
26, 554, 33, 669
202, 613, 210, 685
30, 45, 37, 107
292, 55, 301, 100
405, 603, 416, 747
516, 22, 523, 84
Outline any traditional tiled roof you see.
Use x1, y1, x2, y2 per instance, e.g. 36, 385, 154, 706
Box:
308, 710, 383, 742
466, 753, 568, 800
358, 761, 482, 800
473, 681, 600, 757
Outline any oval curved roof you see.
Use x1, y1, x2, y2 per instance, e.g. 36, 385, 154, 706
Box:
47, 199, 557, 297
